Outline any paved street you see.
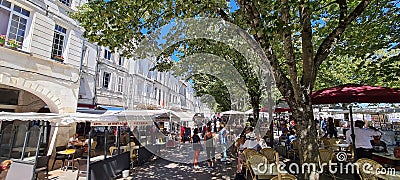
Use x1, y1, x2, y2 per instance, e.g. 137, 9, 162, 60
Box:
131, 143, 237, 180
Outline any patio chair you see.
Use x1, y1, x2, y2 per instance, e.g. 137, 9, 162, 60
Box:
130, 143, 138, 167
76, 158, 87, 180
346, 144, 354, 162
246, 154, 268, 180
51, 146, 68, 170
328, 138, 340, 151
356, 158, 383, 180
90, 141, 97, 157
73, 149, 84, 164
271, 174, 297, 180
287, 139, 299, 160
35, 155, 50, 180
260, 148, 276, 164
242, 149, 258, 162
319, 149, 336, 180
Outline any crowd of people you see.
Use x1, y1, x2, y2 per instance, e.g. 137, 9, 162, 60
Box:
190, 117, 230, 169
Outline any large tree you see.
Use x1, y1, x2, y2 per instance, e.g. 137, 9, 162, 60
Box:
73, 1, 399, 179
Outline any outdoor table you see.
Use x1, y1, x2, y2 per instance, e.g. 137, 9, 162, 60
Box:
375, 171, 400, 180
372, 152, 400, 170
56, 149, 76, 171
332, 144, 350, 152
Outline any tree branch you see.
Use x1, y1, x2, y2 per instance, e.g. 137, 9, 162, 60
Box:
337, 0, 348, 24
312, 0, 373, 85
216, 8, 234, 24
281, 0, 301, 100
236, 0, 294, 99
315, 1, 337, 12
300, 0, 314, 92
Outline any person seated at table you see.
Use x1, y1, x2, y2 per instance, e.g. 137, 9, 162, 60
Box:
243, 127, 260, 151
371, 134, 388, 153
288, 130, 297, 143
262, 130, 273, 147
68, 133, 79, 149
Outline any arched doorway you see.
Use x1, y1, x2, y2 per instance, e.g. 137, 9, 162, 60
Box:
0, 85, 52, 160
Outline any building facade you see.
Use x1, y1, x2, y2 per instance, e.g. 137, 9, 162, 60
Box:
0, 0, 91, 159
126, 58, 199, 112
0, 0, 204, 159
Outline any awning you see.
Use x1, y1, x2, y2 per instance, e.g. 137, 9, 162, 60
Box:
0, 112, 66, 122
173, 111, 195, 122
0, 109, 173, 126
97, 105, 124, 111
221, 110, 245, 115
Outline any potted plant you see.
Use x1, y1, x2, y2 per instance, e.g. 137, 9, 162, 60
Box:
53, 55, 64, 62
0, 35, 5, 46
8, 39, 18, 49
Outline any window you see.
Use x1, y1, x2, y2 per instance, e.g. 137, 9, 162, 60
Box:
146, 85, 152, 97
118, 55, 124, 66
117, 77, 123, 92
0, 1, 30, 48
103, 72, 111, 88
104, 49, 111, 60
51, 24, 67, 59
58, 0, 71, 6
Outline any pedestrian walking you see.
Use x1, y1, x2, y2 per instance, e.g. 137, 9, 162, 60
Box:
327, 117, 338, 138
219, 124, 228, 162
192, 128, 202, 169
204, 126, 215, 169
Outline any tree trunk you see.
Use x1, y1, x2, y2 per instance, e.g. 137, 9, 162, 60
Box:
251, 95, 260, 127
287, 95, 319, 180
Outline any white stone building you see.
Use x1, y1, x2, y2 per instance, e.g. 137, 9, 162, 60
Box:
77, 45, 129, 109
126, 58, 199, 112
0, 0, 204, 161
0, 0, 90, 159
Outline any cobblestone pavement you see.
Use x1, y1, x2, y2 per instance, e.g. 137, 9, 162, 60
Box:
131, 143, 238, 180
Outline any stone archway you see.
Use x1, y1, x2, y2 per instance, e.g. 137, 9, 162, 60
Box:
0, 74, 63, 113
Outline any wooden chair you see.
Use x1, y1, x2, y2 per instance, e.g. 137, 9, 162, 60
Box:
287, 139, 299, 160
90, 141, 97, 157
130, 142, 138, 168
51, 146, 68, 170
34, 155, 50, 180
246, 154, 267, 179
322, 139, 331, 149
76, 159, 87, 180
328, 138, 340, 151
346, 144, 354, 162
271, 174, 297, 180
109, 146, 117, 156
319, 149, 336, 180
242, 149, 259, 162
356, 158, 383, 180
260, 148, 276, 164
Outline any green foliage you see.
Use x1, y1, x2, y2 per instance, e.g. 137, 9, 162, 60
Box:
73, 0, 399, 171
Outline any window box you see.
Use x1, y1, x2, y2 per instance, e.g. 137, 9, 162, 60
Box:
8, 39, 18, 49
53, 55, 64, 62
0, 35, 5, 46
